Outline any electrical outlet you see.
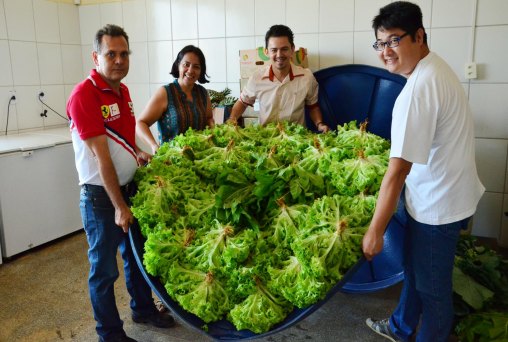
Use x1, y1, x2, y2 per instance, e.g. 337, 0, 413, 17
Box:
9, 90, 16, 104
465, 62, 477, 79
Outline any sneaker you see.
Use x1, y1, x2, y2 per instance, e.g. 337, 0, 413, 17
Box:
132, 311, 176, 329
366, 318, 402, 342
98, 333, 137, 342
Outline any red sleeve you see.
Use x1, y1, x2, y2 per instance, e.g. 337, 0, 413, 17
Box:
67, 82, 106, 140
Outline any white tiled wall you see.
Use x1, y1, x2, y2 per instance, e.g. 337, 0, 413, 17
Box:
13, 85, 43, 131
0, 40, 13, 87
477, 0, 508, 26
255, 0, 284, 36
33, 0, 60, 44
354, 0, 391, 31
171, 0, 197, 40
286, 0, 319, 34
226, 36, 256, 83
78, 5, 100, 45
61, 45, 85, 84
475, 139, 508, 193
429, 27, 472, 83
319, 0, 354, 33
100, 2, 123, 27
37, 43, 64, 85
0, 1, 7, 40
59, 3, 81, 44
469, 84, 508, 139
122, 0, 147, 43
147, 40, 173, 83
4, 0, 36, 41
39, 84, 67, 127
10, 41, 40, 85
124, 42, 150, 84
318, 32, 354, 69
1, 0, 82, 133
431, 0, 475, 27
198, 0, 225, 39
474, 26, 508, 83
225, 0, 254, 37
0, 0, 507, 245
199, 38, 227, 84
146, 0, 172, 41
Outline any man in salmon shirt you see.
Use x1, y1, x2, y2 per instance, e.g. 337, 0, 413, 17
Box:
67, 24, 175, 342
228, 24, 329, 133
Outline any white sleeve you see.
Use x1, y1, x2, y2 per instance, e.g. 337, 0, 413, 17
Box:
305, 72, 319, 106
390, 77, 438, 165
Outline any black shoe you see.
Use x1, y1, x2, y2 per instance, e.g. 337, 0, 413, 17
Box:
98, 333, 137, 342
132, 311, 176, 328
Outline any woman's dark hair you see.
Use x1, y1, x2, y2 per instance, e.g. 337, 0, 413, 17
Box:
170, 45, 209, 84
265, 24, 295, 48
94, 24, 130, 53
372, 1, 427, 44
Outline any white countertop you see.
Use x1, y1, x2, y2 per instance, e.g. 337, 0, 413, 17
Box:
0, 126, 72, 155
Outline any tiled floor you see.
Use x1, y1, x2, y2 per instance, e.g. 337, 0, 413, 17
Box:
0, 230, 402, 342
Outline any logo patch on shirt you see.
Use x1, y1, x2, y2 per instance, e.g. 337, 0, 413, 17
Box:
110, 103, 120, 116
101, 105, 110, 118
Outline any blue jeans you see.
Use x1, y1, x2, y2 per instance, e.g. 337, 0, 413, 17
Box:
80, 184, 156, 339
389, 211, 469, 342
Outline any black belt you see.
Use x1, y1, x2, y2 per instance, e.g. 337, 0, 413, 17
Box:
82, 182, 134, 194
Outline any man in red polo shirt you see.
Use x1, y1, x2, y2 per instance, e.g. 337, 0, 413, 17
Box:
67, 24, 174, 342
228, 25, 329, 133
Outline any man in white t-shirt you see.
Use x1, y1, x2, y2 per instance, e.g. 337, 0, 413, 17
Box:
228, 25, 329, 133
362, 2, 485, 342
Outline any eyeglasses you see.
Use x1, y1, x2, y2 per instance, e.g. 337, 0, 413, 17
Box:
372, 33, 409, 51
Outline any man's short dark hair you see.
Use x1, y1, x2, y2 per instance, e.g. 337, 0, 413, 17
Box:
265, 24, 295, 48
372, 1, 427, 44
93, 24, 130, 53
170, 45, 210, 84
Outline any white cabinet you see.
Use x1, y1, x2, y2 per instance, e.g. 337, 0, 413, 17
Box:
0, 143, 82, 258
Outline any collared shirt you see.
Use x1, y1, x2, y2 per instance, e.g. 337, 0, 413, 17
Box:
240, 64, 319, 125
67, 69, 137, 186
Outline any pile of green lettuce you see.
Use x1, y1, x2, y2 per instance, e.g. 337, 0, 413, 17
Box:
453, 235, 508, 341
131, 121, 390, 333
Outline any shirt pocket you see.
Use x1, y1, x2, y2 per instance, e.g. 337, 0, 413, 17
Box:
286, 82, 307, 122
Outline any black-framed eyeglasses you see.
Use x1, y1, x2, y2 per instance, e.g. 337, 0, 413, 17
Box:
372, 32, 410, 51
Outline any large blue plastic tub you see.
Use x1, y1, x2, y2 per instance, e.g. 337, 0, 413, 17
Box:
341, 199, 406, 293
130, 64, 408, 340
307, 64, 408, 293
307, 64, 405, 140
